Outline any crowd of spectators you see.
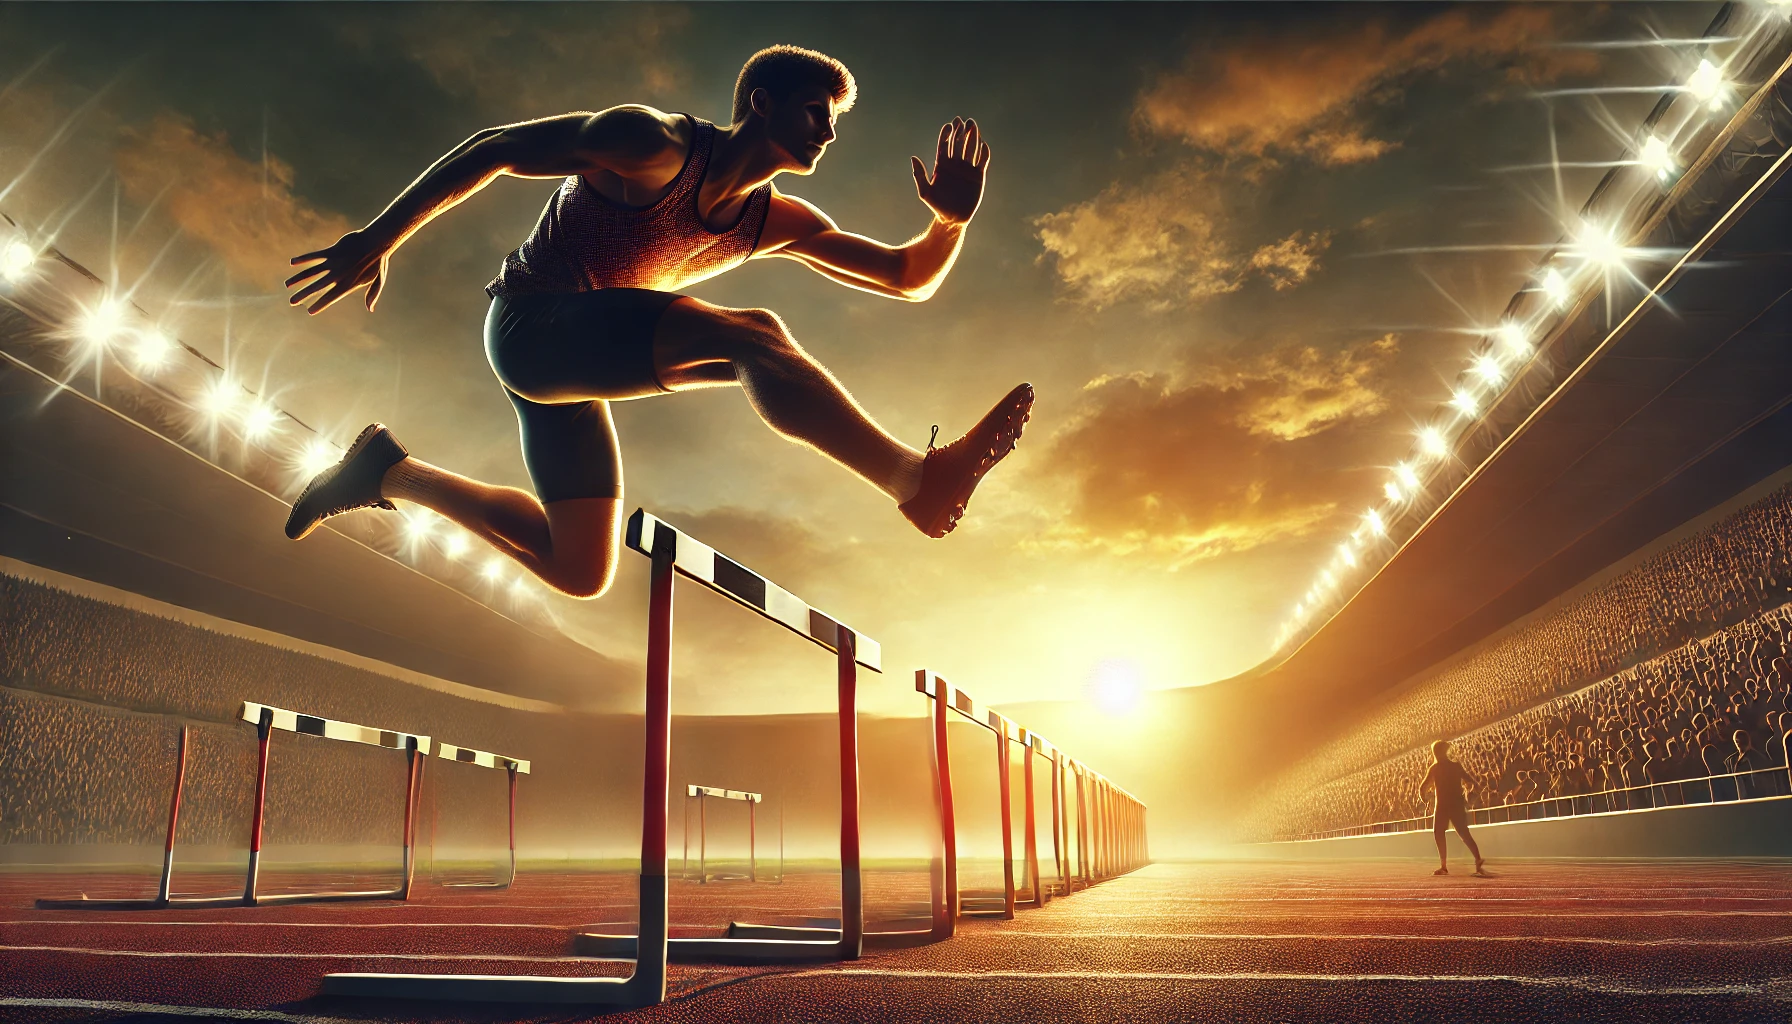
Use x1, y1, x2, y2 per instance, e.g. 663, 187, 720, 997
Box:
1252, 484, 1792, 839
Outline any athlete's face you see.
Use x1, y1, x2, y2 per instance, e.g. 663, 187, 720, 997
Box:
761, 87, 838, 174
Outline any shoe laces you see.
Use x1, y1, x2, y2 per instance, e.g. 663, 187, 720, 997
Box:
927, 424, 941, 454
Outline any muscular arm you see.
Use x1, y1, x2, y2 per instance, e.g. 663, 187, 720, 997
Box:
758, 192, 966, 302
288, 106, 682, 314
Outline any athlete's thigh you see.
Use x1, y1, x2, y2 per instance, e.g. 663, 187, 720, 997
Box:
650, 295, 784, 391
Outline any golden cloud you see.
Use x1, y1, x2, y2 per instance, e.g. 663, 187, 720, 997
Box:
112, 113, 355, 294
1136, 6, 1598, 163
1033, 334, 1400, 567
1033, 167, 1331, 310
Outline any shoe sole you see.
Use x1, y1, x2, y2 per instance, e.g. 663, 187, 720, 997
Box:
929, 386, 1034, 537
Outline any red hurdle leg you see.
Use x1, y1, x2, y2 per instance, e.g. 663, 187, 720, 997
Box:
635, 525, 676, 1002
1023, 742, 1042, 907
930, 675, 958, 938
244, 707, 273, 905
506, 763, 519, 887
155, 726, 190, 905
837, 628, 864, 960
1049, 750, 1064, 900
398, 737, 421, 900
749, 797, 757, 884
996, 720, 1016, 920
698, 791, 708, 884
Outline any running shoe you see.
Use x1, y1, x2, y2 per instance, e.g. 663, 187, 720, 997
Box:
899, 383, 1034, 538
283, 423, 407, 540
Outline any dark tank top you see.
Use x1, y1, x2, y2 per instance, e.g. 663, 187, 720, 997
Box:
486, 114, 772, 298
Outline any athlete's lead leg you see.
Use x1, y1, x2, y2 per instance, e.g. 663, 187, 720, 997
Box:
651, 297, 1032, 537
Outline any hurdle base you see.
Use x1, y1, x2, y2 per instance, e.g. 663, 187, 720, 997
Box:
250, 886, 405, 907
34, 894, 246, 911
575, 931, 852, 963
323, 972, 645, 1005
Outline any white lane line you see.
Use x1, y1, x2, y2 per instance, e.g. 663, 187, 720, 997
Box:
766, 968, 1784, 997
0, 997, 356, 1023
954, 931, 1792, 946
0, 944, 624, 965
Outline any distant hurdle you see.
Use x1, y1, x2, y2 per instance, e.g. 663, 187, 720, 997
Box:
326, 507, 884, 1006
916, 668, 1148, 939
433, 741, 530, 890
682, 785, 767, 884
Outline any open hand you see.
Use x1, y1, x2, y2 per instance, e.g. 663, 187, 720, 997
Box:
911, 117, 989, 227
286, 230, 389, 315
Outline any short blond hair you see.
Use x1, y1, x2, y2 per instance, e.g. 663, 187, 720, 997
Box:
733, 45, 856, 124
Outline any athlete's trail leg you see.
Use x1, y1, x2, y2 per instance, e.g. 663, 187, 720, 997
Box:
1456, 819, 1486, 874
650, 299, 925, 503
1433, 814, 1449, 875
381, 458, 622, 598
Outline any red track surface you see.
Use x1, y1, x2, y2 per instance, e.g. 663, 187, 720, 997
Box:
4, 860, 1790, 1022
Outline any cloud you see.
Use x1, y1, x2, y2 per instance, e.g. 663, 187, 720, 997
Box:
1135, 6, 1598, 164
1033, 167, 1331, 310
1032, 333, 1399, 567
112, 113, 355, 294
335, 6, 694, 119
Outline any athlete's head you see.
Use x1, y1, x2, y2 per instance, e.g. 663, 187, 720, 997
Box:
733, 45, 857, 173
1432, 739, 1451, 761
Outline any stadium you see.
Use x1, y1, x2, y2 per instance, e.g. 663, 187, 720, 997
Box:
2, 4, 1791, 1022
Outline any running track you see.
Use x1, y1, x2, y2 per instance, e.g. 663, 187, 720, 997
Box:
3, 860, 1790, 1022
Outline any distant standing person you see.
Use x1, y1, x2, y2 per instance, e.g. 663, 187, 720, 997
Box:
1420, 739, 1488, 877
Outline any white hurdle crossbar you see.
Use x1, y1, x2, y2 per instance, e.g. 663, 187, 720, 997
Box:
326, 508, 882, 1006
682, 785, 763, 884
433, 742, 531, 890
238, 702, 429, 906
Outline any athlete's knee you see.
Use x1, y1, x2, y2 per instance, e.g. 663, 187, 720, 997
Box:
723, 307, 797, 359
550, 557, 617, 600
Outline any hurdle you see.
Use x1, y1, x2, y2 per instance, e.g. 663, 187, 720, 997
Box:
326, 508, 882, 1006
238, 702, 428, 906
432, 741, 530, 890
682, 785, 766, 884
36, 726, 240, 910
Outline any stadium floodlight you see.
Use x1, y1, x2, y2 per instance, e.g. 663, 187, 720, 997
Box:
402, 507, 434, 543
1542, 268, 1572, 309
131, 330, 175, 374
1575, 220, 1628, 269
1383, 480, 1402, 502
1364, 508, 1386, 536
1, 239, 35, 283
1496, 322, 1531, 357
1338, 543, 1357, 568
241, 400, 281, 442
1637, 135, 1675, 181
1319, 568, 1336, 589
1450, 389, 1478, 416
1418, 426, 1450, 459
1394, 462, 1421, 492
198, 375, 241, 422
77, 297, 129, 354
443, 530, 470, 560
1473, 355, 1504, 386
296, 438, 339, 478
1686, 58, 1725, 109
482, 557, 507, 582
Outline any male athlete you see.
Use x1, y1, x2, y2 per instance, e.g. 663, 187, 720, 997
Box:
282, 46, 1032, 598
1420, 739, 1489, 877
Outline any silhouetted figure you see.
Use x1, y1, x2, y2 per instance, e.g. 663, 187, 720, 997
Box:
1421, 739, 1487, 877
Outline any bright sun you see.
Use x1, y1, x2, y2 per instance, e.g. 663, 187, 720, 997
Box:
1089, 658, 1143, 716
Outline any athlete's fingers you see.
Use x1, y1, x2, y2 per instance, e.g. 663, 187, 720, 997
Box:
307, 282, 349, 315
284, 263, 328, 289
935, 122, 951, 167
290, 249, 330, 265
961, 119, 978, 161
911, 155, 930, 193
288, 276, 334, 306
365, 274, 383, 312
975, 141, 991, 169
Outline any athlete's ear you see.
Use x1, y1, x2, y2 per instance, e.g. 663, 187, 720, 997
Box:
750, 87, 771, 120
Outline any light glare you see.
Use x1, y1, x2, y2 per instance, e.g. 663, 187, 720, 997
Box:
1686, 59, 1725, 108
1395, 463, 1421, 491
1473, 355, 1504, 385
1089, 659, 1143, 717
1, 240, 35, 283
199, 376, 241, 420
483, 557, 507, 582
242, 400, 281, 442
1497, 323, 1531, 356
1364, 508, 1386, 536
1419, 426, 1449, 458
78, 298, 129, 352
1450, 389, 1478, 416
443, 531, 471, 560
1542, 268, 1572, 309
296, 439, 339, 478
1638, 135, 1674, 180
132, 330, 175, 373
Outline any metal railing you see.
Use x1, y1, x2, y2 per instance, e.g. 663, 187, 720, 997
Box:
1280, 763, 1792, 842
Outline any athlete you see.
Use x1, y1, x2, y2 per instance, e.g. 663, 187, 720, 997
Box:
282, 46, 1033, 598
1420, 739, 1489, 877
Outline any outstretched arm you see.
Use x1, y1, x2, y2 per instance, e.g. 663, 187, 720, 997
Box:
286, 106, 681, 314
760, 117, 990, 302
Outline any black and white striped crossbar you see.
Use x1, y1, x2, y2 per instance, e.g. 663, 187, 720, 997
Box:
915, 670, 1009, 734
437, 741, 529, 774
626, 510, 881, 673
239, 702, 430, 755
687, 785, 761, 803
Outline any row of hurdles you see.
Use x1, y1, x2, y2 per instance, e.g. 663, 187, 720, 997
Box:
37, 509, 1147, 1007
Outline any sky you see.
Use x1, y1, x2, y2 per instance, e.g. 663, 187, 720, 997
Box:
0, 2, 1726, 719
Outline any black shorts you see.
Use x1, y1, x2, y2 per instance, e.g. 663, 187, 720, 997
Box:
1434, 803, 1471, 831
483, 288, 682, 503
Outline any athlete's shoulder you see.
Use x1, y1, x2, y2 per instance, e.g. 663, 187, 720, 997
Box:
580, 105, 691, 174
756, 186, 838, 253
